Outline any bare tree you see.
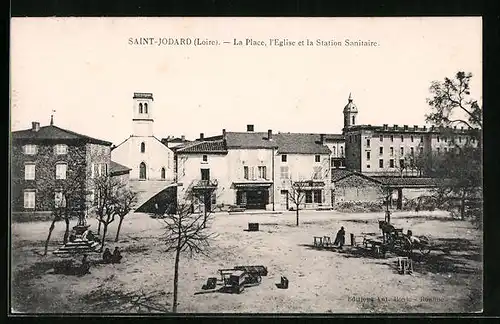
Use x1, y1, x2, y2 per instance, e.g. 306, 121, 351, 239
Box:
287, 180, 307, 226
160, 201, 217, 313
114, 189, 137, 242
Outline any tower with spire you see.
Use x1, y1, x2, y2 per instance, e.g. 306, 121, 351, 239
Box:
343, 93, 358, 131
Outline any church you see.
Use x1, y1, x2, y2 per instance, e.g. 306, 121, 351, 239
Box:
111, 92, 175, 183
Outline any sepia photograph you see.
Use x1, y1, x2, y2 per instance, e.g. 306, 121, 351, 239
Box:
10, 17, 482, 314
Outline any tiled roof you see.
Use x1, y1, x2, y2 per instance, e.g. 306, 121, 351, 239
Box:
375, 177, 454, 187
110, 161, 132, 174
225, 132, 279, 149
12, 125, 112, 146
324, 134, 345, 141
331, 169, 381, 183
176, 140, 227, 154
274, 133, 331, 154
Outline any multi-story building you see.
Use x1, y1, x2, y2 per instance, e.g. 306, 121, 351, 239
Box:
11, 118, 112, 221
342, 94, 479, 177
175, 125, 333, 211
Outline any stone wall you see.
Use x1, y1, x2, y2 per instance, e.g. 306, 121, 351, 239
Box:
334, 174, 382, 203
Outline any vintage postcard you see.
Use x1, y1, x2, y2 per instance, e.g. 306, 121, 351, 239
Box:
10, 17, 482, 314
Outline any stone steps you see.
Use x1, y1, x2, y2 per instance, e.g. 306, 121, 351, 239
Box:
53, 239, 101, 255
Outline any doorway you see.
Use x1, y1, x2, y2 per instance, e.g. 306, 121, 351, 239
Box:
139, 162, 147, 180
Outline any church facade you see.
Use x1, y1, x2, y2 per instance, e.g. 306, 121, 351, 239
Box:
111, 93, 175, 182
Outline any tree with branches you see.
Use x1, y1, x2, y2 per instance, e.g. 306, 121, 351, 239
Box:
114, 189, 137, 242
287, 180, 308, 226
160, 200, 217, 313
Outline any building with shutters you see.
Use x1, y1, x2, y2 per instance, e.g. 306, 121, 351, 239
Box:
11, 118, 112, 221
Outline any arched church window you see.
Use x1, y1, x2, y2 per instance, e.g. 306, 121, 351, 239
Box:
161, 167, 166, 180
139, 103, 143, 114
139, 162, 147, 180
144, 103, 148, 114
352, 116, 355, 125
141, 142, 146, 153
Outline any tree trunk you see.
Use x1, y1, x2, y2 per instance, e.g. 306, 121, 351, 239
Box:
460, 191, 466, 220
44, 218, 58, 256
296, 207, 299, 226
97, 217, 102, 235
172, 247, 181, 313
63, 216, 70, 244
115, 216, 124, 242
100, 217, 109, 252
203, 207, 207, 229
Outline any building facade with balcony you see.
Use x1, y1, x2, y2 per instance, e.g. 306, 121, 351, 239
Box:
175, 125, 334, 211
11, 118, 112, 221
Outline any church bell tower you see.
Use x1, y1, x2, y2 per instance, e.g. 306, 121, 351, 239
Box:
132, 92, 154, 137
343, 93, 358, 131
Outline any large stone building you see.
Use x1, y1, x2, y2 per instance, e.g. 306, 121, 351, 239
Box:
111, 92, 175, 182
11, 118, 112, 221
341, 94, 479, 177
175, 125, 333, 211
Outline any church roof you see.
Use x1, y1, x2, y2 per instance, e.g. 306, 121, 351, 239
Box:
343, 93, 358, 113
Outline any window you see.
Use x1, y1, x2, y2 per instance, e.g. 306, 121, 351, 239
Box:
54, 144, 68, 155
202, 155, 208, 162
352, 116, 355, 125
340, 146, 344, 156
24, 190, 35, 209
389, 159, 394, 168
379, 147, 383, 155
161, 167, 166, 179
420, 136, 424, 142
280, 166, 289, 179
332, 146, 336, 155
23, 145, 37, 155
24, 163, 35, 180
410, 147, 414, 156
366, 138, 371, 147
305, 191, 313, 203
244, 166, 249, 179
144, 103, 148, 114
379, 159, 384, 168
390, 135, 394, 142
140, 142, 145, 153
55, 163, 67, 180
366, 164, 371, 169
281, 155, 287, 162
459, 136, 462, 143
201, 168, 210, 181
411, 136, 414, 142
390, 147, 394, 156
400, 147, 404, 156
313, 190, 322, 203
400, 135, 404, 142
258, 166, 267, 179
139, 103, 143, 113
54, 191, 66, 208
313, 166, 322, 180
315, 155, 321, 163
366, 151, 371, 160
379, 135, 383, 142
420, 147, 424, 154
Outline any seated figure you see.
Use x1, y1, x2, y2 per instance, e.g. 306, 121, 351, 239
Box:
111, 247, 123, 264
102, 248, 112, 264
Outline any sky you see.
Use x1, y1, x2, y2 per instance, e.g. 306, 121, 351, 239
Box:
11, 17, 482, 146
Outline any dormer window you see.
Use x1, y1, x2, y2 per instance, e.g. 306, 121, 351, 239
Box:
23, 145, 37, 155
54, 144, 68, 155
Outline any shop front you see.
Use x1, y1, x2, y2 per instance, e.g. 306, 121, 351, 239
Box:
233, 181, 273, 210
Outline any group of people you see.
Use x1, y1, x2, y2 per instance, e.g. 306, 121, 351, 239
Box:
102, 247, 123, 264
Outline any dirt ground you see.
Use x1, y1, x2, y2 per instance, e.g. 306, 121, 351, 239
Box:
10, 210, 482, 314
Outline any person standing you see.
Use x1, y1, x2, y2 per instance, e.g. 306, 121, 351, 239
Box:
334, 226, 346, 248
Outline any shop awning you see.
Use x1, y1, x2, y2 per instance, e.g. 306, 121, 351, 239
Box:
233, 181, 273, 189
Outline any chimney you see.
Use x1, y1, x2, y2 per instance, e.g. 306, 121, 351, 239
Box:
247, 124, 254, 132
222, 129, 227, 141
200, 133, 204, 140
404, 125, 408, 131
32, 122, 40, 132
320, 133, 325, 144
383, 124, 388, 130
393, 124, 398, 130
268, 129, 273, 140
181, 135, 185, 141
